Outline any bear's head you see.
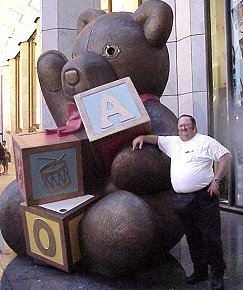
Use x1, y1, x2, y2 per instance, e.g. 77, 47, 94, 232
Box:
62, 0, 173, 102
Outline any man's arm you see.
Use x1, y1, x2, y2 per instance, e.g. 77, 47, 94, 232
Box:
209, 152, 232, 196
214, 153, 232, 182
132, 135, 158, 150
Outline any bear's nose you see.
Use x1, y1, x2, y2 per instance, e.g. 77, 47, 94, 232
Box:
64, 70, 79, 85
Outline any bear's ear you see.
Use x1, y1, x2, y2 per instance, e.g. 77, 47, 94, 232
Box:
77, 8, 106, 35
133, 0, 173, 48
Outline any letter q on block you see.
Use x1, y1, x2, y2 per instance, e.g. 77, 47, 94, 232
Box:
74, 77, 151, 142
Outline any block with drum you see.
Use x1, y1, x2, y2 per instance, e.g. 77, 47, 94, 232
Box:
74, 77, 151, 169
12, 132, 84, 206
21, 194, 99, 272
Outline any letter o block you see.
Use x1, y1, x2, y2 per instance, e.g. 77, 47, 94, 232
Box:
33, 218, 57, 257
20, 195, 99, 272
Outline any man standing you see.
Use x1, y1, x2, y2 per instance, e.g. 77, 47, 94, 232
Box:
0, 142, 5, 174
2, 140, 10, 174
132, 114, 231, 290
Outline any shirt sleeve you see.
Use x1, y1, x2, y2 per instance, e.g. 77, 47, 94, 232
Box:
207, 136, 230, 161
158, 136, 176, 157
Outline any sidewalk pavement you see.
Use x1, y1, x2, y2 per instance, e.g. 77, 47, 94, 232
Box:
0, 162, 16, 195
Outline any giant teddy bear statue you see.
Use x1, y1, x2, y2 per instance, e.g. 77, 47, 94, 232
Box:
0, 0, 184, 278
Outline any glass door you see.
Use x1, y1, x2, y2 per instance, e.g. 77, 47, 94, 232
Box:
230, 0, 243, 206
209, 0, 230, 203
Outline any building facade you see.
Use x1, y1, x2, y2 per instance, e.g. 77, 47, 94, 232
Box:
0, 0, 242, 213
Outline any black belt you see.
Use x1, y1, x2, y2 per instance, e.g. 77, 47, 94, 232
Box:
176, 184, 210, 195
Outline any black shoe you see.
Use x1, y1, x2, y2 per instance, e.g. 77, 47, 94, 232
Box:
186, 272, 208, 284
212, 276, 224, 290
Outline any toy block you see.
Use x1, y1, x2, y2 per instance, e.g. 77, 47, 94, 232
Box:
12, 132, 85, 206
74, 77, 151, 169
21, 194, 100, 272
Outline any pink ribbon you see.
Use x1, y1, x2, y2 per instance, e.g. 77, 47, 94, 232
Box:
45, 102, 83, 136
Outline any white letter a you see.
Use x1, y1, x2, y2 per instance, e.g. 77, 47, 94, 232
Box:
100, 93, 135, 129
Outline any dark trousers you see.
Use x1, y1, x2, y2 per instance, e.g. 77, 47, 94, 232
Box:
172, 186, 226, 277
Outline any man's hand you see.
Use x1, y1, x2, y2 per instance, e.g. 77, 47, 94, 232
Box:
132, 135, 158, 150
208, 180, 220, 197
132, 136, 144, 150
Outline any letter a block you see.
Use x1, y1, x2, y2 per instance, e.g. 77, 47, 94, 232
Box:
74, 77, 151, 169
21, 195, 99, 272
12, 132, 84, 206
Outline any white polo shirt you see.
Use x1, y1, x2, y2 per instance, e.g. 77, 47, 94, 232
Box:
158, 133, 230, 193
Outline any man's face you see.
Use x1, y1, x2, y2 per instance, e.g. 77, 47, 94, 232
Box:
177, 116, 196, 141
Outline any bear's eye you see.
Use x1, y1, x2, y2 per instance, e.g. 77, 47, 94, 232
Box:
103, 44, 120, 59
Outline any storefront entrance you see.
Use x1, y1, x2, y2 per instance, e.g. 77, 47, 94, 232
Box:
209, 0, 243, 209
231, 0, 243, 206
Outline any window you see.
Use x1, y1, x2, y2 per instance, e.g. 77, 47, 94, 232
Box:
208, 1, 231, 204
230, 0, 243, 206
101, 0, 141, 12
209, 0, 243, 208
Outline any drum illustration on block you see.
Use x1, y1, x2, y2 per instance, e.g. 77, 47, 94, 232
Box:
39, 154, 71, 193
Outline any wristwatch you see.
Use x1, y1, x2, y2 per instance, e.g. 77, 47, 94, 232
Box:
214, 177, 219, 183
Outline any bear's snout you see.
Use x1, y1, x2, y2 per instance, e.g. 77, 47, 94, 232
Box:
64, 69, 80, 86
61, 52, 117, 100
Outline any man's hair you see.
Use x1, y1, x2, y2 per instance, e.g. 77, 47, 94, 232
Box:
178, 114, 197, 128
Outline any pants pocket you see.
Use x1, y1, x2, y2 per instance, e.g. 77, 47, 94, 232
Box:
171, 193, 195, 216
